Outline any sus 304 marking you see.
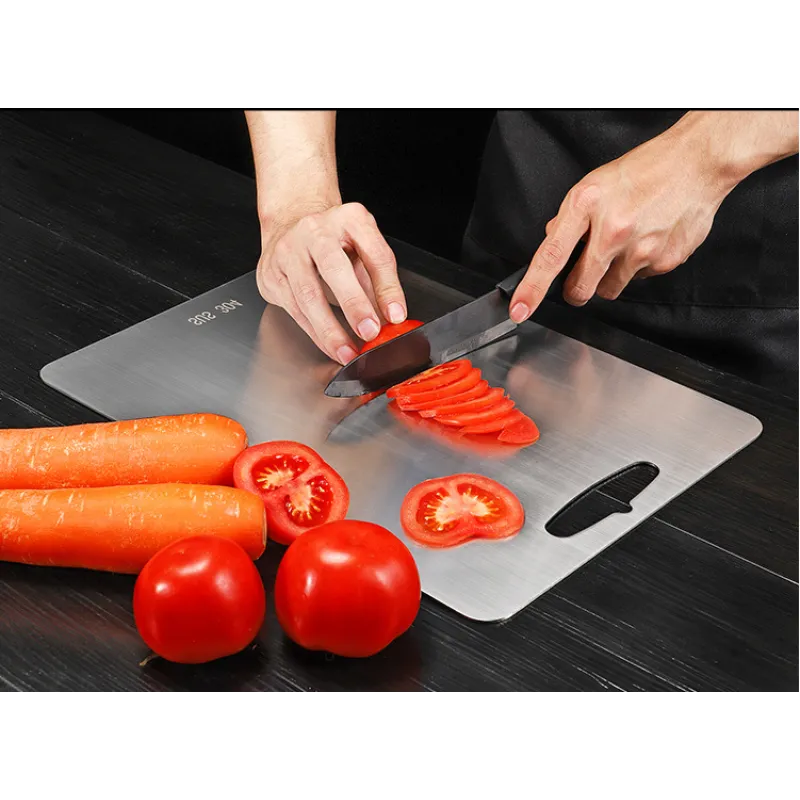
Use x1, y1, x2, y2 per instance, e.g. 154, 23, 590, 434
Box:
188, 300, 243, 326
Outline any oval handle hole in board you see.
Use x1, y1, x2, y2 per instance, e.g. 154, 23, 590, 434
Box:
545, 462, 659, 538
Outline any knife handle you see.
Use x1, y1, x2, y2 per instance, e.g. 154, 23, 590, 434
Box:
495, 266, 528, 298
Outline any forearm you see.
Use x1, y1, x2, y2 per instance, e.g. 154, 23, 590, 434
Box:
244, 110, 341, 225
668, 110, 799, 194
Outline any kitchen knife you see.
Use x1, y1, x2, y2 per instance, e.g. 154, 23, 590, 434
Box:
324, 266, 527, 398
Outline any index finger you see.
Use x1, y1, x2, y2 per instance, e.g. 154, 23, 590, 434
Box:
510, 201, 590, 323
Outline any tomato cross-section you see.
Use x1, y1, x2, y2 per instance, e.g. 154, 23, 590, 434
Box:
401, 474, 524, 549
233, 441, 349, 545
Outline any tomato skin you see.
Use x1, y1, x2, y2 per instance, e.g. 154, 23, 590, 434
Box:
134, 535, 266, 664
385, 356, 540, 451
460, 409, 521, 435
274, 520, 421, 658
437, 398, 516, 427
387, 360, 473, 399
233, 441, 349, 546
359, 320, 423, 353
395, 379, 489, 412
394, 367, 483, 406
423, 386, 503, 417
353, 321, 424, 404
401, 474, 524, 549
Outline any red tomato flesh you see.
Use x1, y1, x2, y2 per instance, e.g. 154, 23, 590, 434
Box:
233, 441, 349, 545
435, 397, 516, 427
274, 520, 421, 658
498, 413, 541, 445
401, 474, 524, 549
395, 379, 489, 412
460, 409, 522, 435
133, 535, 266, 664
394, 367, 483, 406
420, 386, 503, 418
387, 359, 473, 399
359, 320, 423, 353
385, 356, 539, 451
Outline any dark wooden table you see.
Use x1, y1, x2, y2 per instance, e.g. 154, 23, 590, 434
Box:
0, 111, 796, 691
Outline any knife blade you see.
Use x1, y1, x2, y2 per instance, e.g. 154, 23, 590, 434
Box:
324, 266, 528, 397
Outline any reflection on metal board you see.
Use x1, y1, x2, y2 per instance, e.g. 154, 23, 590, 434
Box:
41, 270, 762, 621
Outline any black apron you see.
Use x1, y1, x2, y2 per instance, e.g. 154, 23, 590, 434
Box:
462, 110, 799, 396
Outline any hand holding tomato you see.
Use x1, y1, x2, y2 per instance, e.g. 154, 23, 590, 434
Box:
358, 319, 423, 353
275, 520, 421, 658
254, 199, 407, 365
134, 536, 266, 664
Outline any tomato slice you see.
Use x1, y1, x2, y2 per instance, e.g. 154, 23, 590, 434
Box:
387, 360, 473, 399
394, 367, 483, 406
419, 386, 502, 418
389, 402, 521, 459
401, 474, 524, 549
436, 397, 516, 427
395, 379, 489, 412
359, 320, 423, 354
498, 413, 541, 445
233, 441, 349, 545
389, 400, 464, 439
460, 409, 521, 435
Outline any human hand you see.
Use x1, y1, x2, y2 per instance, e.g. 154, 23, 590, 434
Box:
508, 116, 735, 322
257, 201, 408, 365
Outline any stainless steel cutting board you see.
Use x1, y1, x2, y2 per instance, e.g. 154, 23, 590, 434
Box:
40, 270, 762, 621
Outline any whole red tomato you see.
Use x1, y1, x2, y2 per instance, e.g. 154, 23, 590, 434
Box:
274, 520, 421, 658
134, 535, 266, 664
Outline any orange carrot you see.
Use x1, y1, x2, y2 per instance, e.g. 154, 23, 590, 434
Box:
0, 414, 248, 490
0, 484, 267, 573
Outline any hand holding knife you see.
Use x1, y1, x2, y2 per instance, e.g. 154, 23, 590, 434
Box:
324, 267, 528, 398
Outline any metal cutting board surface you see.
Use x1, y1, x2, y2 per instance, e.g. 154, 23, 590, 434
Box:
40, 270, 763, 621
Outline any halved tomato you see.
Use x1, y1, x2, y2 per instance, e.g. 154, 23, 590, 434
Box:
359, 319, 423, 353
233, 441, 349, 545
394, 379, 489, 412
387, 360, 473, 399
498, 413, 540, 445
400, 474, 524, 549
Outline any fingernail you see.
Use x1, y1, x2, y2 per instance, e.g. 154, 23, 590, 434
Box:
387, 302, 406, 324
336, 345, 358, 365
357, 318, 380, 341
510, 302, 530, 323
